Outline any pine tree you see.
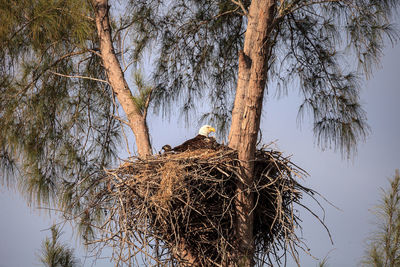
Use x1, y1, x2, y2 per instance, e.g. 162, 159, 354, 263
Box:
362, 170, 400, 267
38, 225, 79, 267
0, 0, 398, 266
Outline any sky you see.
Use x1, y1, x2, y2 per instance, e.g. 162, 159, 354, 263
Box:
1, 21, 400, 267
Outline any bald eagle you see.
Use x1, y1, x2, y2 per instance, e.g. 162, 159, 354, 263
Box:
171, 125, 219, 152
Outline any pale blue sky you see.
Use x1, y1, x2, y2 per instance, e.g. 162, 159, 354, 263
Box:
1, 23, 400, 267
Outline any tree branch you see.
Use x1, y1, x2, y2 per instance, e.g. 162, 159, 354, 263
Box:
48, 70, 110, 84
231, 0, 248, 16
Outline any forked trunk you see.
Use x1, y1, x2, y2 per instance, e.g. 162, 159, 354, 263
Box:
229, 1, 277, 266
92, 0, 152, 157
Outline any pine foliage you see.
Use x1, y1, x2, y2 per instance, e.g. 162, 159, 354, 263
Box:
38, 225, 79, 267
0, 0, 120, 209
362, 170, 400, 267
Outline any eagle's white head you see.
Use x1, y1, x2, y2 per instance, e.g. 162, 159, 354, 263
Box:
199, 125, 216, 137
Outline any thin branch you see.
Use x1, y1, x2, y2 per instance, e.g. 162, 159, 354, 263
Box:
231, 0, 248, 16
111, 92, 133, 157
48, 70, 110, 84
142, 87, 153, 120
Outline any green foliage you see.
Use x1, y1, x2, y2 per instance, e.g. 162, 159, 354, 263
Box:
277, 0, 398, 157
131, 71, 153, 117
0, 0, 120, 240
38, 225, 79, 267
124, 0, 245, 128
361, 170, 400, 267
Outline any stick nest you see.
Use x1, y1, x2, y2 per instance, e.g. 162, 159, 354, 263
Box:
99, 147, 318, 266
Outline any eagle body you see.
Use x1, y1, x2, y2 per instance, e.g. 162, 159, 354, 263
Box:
172, 134, 218, 152
168, 125, 219, 152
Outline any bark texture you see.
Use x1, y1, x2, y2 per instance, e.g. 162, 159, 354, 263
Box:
229, 1, 277, 266
229, 0, 263, 149
92, 0, 152, 157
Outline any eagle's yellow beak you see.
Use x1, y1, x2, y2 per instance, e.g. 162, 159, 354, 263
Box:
199, 125, 216, 136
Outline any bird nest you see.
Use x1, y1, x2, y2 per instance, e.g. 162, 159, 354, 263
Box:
94, 147, 326, 266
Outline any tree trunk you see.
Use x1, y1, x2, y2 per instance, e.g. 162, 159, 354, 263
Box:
92, 0, 152, 157
92, 1, 198, 265
229, 0, 264, 149
229, 1, 277, 266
